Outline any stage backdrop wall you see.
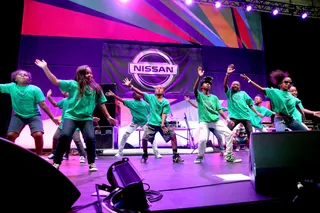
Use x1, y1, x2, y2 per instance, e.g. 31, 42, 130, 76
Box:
14, 0, 267, 149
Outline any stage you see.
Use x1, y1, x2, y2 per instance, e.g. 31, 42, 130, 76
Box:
55, 150, 286, 213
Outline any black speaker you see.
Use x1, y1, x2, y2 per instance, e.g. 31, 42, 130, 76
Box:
0, 138, 81, 213
107, 158, 150, 211
95, 126, 119, 149
249, 131, 320, 197
100, 83, 118, 103
93, 103, 121, 126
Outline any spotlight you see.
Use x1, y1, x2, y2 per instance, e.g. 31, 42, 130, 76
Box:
186, 0, 192, 5
119, 0, 128, 3
215, 1, 221, 8
301, 12, 308, 19
246, 5, 252, 12
272, 9, 279, 15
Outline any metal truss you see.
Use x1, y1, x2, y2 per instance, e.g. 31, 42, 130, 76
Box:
189, 0, 320, 18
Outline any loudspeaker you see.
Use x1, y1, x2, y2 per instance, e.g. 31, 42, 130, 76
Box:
95, 126, 119, 149
0, 137, 81, 213
93, 103, 121, 126
107, 158, 149, 211
249, 131, 320, 197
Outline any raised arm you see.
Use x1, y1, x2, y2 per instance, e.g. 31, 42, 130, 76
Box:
224, 64, 235, 93
105, 90, 124, 103
303, 108, 320, 118
35, 60, 60, 86
240, 74, 266, 95
46, 89, 58, 107
184, 96, 198, 108
122, 78, 144, 96
193, 66, 204, 97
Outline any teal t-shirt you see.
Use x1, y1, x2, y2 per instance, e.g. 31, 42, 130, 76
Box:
59, 80, 107, 121
265, 88, 298, 117
56, 98, 80, 130
250, 105, 274, 129
123, 99, 149, 125
0, 82, 45, 119
226, 88, 254, 120
291, 98, 304, 123
196, 91, 222, 123
143, 93, 171, 126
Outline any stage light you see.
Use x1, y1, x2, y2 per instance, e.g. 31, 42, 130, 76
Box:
215, 1, 221, 8
272, 9, 279, 15
119, 0, 129, 3
186, 0, 193, 5
301, 12, 308, 19
246, 5, 252, 12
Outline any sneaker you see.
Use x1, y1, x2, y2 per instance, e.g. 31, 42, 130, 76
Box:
63, 155, 69, 160
141, 154, 148, 163
225, 154, 242, 163
115, 152, 123, 157
173, 154, 184, 163
245, 146, 249, 152
53, 163, 60, 169
194, 156, 204, 164
47, 153, 54, 160
89, 163, 98, 172
235, 146, 240, 152
80, 156, 86, 163
220, 151, 227, 156
154, 151, 162, 159
95, 156, 98, 160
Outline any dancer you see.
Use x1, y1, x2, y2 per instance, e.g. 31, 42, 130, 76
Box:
193, 66, 241, 163
0, 70, 59, 155
46, 89, 86, 163
223, 64, 262, 150
184, 95, 227, 156
105, 90, 161, 158
250, 94, 275, 132
35, 59, 117, 171
240, 70, 308, 131
122, 78, 184, 163
289, 86, 320, 126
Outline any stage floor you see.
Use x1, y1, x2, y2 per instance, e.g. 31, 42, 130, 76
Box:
52, 150, 278, 213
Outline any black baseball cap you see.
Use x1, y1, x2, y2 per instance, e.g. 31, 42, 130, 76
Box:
200, 76, 213, 86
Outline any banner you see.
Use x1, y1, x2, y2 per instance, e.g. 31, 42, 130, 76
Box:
101, 43, 202, 98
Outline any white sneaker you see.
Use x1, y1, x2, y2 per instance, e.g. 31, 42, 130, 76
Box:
155, 153, 162, 159
115, 152, 123, 157
89, 163, 98, 172
47, 153, 54, 160
80, 156, 86, 163
53, 163, 60, 170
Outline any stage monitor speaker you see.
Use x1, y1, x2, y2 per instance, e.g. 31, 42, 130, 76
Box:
107, 158, 150, 211
0, 137, 81, 213
249, 131, 320, 197
95, 126, 119, 149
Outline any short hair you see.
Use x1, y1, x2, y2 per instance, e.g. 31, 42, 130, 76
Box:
11, 69, 32, 84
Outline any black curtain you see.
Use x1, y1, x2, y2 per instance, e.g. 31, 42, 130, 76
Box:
261, 12, 320, 122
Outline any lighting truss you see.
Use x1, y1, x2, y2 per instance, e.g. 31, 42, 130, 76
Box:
189, 0, 320, 18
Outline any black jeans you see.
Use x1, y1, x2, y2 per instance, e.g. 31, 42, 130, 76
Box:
227, 118, 253, 146
54, 118, 95, 164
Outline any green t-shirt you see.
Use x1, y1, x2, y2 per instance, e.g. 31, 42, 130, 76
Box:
56, 98, 80, 130
291, 98, 304, 123
226, 88, 254, 120
250, 105, 274, 129
265, 88, 298, 117
196, 91, 222, 123
143, 93, 171, 126
0, 82, 45, 119
59, 80, 107, 121
123, 99, 149, 125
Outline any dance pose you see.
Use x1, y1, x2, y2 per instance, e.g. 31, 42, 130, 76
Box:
240, 70, 308, 131
0, 70, 59, 155
105, 90, 161, 158
184, 95, 227, 156
46, 89, 86, 163
224, 64, 262, 149
193, 66, 241, 163
250, 94, 275, 132
122, 78, 184, 163
35, 59, 117, 171
289, 86, 320, 125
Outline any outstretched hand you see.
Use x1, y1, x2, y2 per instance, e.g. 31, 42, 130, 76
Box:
35, 59, 47, 69
227, 64, 235, 74
240, 74, 250, 81
197, 66, 204, 77
47, 89, 52, 97
184, 96, 190, 102
105, 90, 115, 97
123, 78, 132, 88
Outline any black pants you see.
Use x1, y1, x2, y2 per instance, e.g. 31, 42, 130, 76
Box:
227, 118, 253, 146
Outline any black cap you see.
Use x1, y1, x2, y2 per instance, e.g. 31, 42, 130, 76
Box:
200, 76, 213, 86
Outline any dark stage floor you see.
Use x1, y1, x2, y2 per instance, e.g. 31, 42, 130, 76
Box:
52, 151, 281, 213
